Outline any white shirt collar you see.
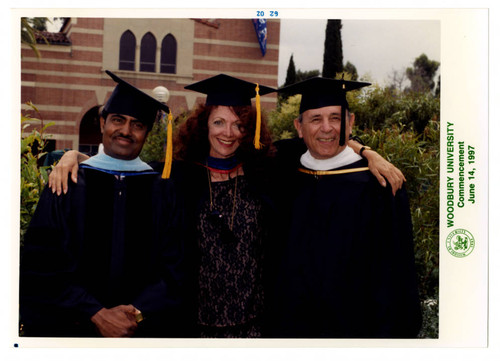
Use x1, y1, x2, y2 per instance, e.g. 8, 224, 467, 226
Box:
300, 146, 362, 171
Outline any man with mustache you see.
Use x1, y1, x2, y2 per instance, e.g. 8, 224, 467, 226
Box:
268, 77, 422, 338
20, 71, 184, 338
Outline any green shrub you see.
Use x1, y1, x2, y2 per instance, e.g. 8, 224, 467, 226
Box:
267, 94, 301, 141
386, 92, 440, 134
140, 115, 168, 164
350, 85, 440, 134
20, 105, 53, 246
349, 85, 400, 130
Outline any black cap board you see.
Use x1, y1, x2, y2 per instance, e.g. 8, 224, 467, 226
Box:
184, 74, 276, 106
278, 76, 371, 113
278, 77, 371, 146
103, 70, 170, 127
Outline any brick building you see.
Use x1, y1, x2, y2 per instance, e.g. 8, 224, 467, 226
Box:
20, 18, 280, 153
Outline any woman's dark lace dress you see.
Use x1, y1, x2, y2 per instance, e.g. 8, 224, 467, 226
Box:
196, 175, 265, 337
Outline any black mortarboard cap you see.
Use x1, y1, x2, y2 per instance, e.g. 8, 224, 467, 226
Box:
278, 77, 371, 145
184, 73, 275, 106
278, 76, 370, 114
104, 70, 170, 127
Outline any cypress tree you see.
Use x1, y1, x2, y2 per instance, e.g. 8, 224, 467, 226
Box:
279, 54, 297, 105
284, 54, 296, 87
322, 19, 343, 78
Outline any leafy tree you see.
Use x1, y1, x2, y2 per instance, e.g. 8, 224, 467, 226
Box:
139, 117, 168, 164
406, 54, 440, 93
322, 19, 343, 78
348, 84, 400, 130
295, 69, 320, 83
343, 61, 358, 81
140, 110, 190, 163
284, 54, 296, 87
21, 18, 67, 58
21, 17, 48, 58
349, 82, 440, 134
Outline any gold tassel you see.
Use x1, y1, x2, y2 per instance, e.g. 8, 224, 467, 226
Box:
254, 84, 262, 149
161, 110, 173, 179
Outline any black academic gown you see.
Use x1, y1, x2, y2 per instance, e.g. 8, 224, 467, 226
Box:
19, 167, 185, 337
165, 159, 276, 336
268, 147, 422, 338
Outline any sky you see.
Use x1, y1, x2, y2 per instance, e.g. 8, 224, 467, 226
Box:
278, 19, 441, 87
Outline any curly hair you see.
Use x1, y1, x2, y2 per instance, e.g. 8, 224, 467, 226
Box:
174, 104, 273, 163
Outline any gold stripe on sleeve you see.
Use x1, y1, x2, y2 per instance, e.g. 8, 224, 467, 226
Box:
298, 167, 370, 176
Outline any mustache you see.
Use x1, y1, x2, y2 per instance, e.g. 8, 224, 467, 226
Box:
112, 133, 134, 142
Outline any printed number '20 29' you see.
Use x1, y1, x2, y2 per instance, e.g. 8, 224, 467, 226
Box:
257, 11, 279, 17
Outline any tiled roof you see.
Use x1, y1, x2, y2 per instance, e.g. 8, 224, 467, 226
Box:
36, 31, 71, 45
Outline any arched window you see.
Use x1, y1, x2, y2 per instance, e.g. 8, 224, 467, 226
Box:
160, 34, 177, 74
140, 32, 156, 72
119, 30, 136, 71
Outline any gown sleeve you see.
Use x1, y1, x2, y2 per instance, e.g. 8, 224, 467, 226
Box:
20, 178, 104, 333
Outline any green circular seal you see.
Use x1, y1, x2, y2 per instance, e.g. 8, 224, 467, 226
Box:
446, 229, 475, 258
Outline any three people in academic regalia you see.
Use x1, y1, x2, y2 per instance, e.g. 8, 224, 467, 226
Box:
33, 73, 420, 339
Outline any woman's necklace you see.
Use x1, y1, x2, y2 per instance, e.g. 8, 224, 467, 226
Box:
207, 166, 239, 232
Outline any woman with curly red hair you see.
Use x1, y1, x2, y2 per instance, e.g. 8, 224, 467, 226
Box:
171, 75, 276, 337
